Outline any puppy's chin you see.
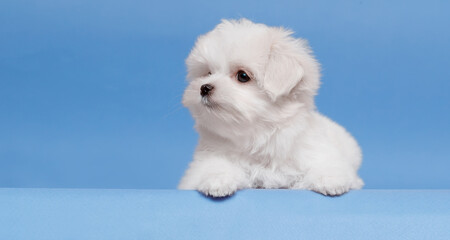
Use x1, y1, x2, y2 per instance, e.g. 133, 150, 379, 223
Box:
200, 96, 216, 108
184, 97, 249, 140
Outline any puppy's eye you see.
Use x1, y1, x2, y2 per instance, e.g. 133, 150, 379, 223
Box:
236, 70, 250, 83
208, 72, 212, 75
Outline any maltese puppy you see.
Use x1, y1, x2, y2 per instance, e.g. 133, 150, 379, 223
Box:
178, 19, 363, 197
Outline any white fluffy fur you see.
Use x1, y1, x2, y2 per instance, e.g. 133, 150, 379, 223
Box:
178, 19, 363, 197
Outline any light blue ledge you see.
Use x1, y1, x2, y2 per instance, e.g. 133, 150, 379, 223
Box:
0, 189, 449, 240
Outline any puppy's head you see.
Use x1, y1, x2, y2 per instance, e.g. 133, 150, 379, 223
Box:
183, 19, 320, 138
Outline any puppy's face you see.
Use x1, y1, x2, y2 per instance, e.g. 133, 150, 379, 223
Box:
183, 19, 320, 138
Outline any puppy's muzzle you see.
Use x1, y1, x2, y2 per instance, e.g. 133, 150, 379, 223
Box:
200, 84, 214, 97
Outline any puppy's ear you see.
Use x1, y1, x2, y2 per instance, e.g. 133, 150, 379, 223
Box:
262, 30, 305, 101
262, 28, 319, 101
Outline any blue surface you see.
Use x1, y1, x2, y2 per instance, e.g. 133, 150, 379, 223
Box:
1, 0, 450, 189
0, 189, 449, 239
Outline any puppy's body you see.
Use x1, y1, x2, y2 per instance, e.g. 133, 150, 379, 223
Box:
179, 19, 363, 197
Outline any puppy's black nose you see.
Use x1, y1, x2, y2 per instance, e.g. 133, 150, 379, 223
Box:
200, 84, 214, 97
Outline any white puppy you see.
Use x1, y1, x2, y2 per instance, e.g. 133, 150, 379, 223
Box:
178, 19, 363, 197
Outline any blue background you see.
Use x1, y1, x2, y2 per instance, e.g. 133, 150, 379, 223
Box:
1, 0, 449, 189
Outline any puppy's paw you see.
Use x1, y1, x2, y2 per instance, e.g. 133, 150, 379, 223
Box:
197, 174, 239, 198
303, 170, 363, 196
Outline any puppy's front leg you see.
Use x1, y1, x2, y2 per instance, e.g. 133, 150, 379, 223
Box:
299, 166, 364, 196
178, 151, 249, 197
